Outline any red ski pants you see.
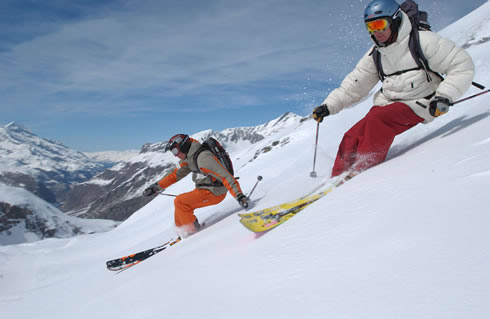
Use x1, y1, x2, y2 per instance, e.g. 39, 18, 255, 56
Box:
174, 188, 226, 227
331, 102, 424, 177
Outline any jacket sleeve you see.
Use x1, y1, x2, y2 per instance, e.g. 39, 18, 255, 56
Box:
197, 151, 243, 198
420, 31, 475, 102
322, 48, 380, 115
158, 162, 192, 189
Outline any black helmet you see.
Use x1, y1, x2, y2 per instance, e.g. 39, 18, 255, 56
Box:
164, 134, 191, 155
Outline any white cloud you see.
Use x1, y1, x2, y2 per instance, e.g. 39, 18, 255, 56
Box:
0, 0, 485, 116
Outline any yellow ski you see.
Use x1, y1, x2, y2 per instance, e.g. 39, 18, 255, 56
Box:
239, 172, 356, 233
239, 187, 335, 232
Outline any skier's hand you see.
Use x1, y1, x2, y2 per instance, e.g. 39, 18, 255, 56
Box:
237, 194, 250, 209
143, 183, 162, 197
429, 96, 451, 117
312, 104, 330, 123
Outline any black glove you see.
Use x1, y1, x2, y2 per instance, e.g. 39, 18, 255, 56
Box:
237, 194, 250, 209
143, 183, 162, 197
429, 96, 451, 117
312, 104, 330, 123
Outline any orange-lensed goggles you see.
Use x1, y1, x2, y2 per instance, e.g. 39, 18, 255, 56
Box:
366, 18, 389, 33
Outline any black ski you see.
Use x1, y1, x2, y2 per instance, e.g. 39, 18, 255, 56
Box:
106, 237, 181, 271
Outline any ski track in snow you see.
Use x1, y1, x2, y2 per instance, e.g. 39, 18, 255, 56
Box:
473, 136, 490, 145
468, 170, 490, 178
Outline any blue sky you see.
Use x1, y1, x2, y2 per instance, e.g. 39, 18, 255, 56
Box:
1, 0, 486, 151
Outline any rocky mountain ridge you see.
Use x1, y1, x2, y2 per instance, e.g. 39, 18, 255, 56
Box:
84, 150, 140, 168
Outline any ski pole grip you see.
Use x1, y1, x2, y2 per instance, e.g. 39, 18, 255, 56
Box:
472, 81, 486, 90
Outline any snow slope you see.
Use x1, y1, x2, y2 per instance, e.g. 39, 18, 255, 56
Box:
1, 3, 489, 318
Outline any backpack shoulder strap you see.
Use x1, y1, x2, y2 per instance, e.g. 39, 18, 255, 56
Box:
192, 145, 207, 173
370, 46, 386, 82
408, 23, 428, 74
408, 22, 444, 82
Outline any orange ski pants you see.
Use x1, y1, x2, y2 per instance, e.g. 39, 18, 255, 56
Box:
174, 188, 226, 227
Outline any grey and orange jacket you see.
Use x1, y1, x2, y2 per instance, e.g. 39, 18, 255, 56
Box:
157, 138, 243, 198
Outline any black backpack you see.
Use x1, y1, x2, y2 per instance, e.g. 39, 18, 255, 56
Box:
400, 0, 430, 31
193, 137, 234, 177
371, 0, 442, 83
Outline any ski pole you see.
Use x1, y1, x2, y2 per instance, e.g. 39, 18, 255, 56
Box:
310, 122, 320, 178
247, 175, 263, 198
157, 192, 177, 197
450, 89, 489, 106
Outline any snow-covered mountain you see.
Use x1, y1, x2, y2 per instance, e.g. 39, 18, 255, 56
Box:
63, 112, 305, 221
1, 3, 489, 318
0, 122, 106, 205
84, 150, 140, 167
0, 183, 118, 245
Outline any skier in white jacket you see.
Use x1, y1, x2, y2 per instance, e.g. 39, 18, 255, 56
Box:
312, 0, 474, 177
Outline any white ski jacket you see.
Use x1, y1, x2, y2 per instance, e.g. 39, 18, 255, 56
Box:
322, 11, 474, 123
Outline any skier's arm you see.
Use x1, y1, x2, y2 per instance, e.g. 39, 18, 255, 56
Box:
421, 32, 474, 103
158, 162, 192, 189
322, 48, 380, 115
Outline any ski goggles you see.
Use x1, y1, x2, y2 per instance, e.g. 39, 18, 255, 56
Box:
170, 146, 180, 156
165, 134, 189, 156
365, 18, 390, 33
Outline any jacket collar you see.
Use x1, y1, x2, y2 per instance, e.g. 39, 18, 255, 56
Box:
184, 139, 201, 160
393, 11, 412, 45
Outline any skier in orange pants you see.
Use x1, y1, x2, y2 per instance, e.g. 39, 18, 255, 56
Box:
143, 134, 250, 237
173, 188, 226, 227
